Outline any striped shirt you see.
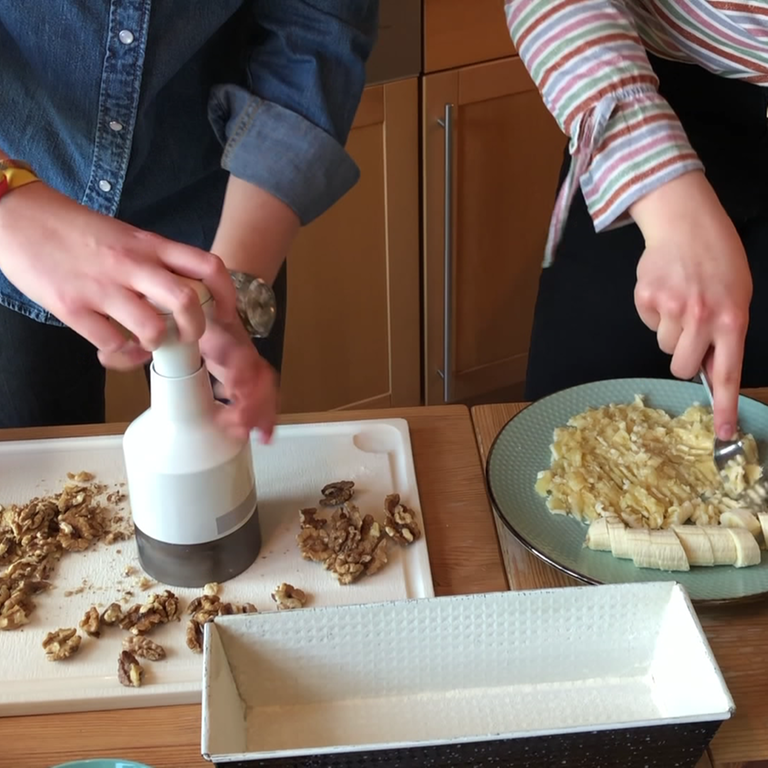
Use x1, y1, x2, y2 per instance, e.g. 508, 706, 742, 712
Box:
505, 1, 768, 265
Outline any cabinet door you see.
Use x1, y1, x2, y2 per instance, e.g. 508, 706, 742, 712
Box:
424, 0, 516, 73
280, 78, 421, 413
423, 57, 566, 405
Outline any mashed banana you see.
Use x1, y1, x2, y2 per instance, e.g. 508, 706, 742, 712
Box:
535, 395, 763, 530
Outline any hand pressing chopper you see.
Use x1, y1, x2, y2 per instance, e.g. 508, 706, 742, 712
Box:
122, 277, 262, 587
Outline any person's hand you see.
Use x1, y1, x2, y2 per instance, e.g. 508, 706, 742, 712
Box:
0, 182, 231, 356
630, 171, 752, 440
0, 181, 279, 439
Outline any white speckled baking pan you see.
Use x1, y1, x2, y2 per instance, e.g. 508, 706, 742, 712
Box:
202, 582, 733, 768
0, 418, 433, 716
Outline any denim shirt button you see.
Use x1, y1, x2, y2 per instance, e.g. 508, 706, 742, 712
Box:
98, 179, 113, 192
109, 121, 124, 132
118, 29, 135, 45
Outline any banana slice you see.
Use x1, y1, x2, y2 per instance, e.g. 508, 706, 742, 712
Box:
702, 526, 739, 565
720, 508, 762, 538
758, 512, 768, 545
585, 517, 616, 551
727, 527, 762, 568
671, 525, 715, 566
651, 529, 690, 572
625, 528, 654, 569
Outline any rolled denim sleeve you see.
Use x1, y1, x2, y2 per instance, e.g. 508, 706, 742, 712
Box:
208, 0, 379, 225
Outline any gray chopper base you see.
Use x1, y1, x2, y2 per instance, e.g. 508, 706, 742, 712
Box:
134, 506, 262, 588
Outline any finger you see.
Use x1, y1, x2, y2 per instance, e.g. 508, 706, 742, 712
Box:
710, 333, 746, 441
669, 323, 711, 381
656, 315, 682, 356
634, 284, 661, 332
128, 266, 207, 345
65, 310, 131, 354
98, 340, 153, 371
102, 288, 168, 351
157, 243, 237, 324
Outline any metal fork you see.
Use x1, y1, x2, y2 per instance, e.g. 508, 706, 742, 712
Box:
698, 367, 767, 508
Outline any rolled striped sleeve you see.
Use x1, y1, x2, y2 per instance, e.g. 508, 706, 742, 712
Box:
506, 0, 704, 265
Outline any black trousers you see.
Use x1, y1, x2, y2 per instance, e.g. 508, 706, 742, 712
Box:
0, 262, 287, 428
525, 53, 768, 401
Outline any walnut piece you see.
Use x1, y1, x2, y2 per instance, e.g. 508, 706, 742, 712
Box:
203, 582, 219, 597
42, 628, 81, 661
185, 594, 258, 653
384, 494, 421, 545
121, 589, 181, 635
79, 605, 102, 638
101, 602, 124, 626
117, 650, 144, 687
319, 480, 355, 508
299, 508, 327, 530
123, 634, 166, 662
186, 619, 204, 654
271, 583, 307, 610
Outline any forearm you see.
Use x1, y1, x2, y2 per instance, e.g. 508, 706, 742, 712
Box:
211, 175, 299, 285
506, 0, 702, 254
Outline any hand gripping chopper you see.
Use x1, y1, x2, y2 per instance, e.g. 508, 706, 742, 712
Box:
122, 278, 261, 587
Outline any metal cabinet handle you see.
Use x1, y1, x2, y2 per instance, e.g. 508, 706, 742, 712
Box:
437, 103, 455, 404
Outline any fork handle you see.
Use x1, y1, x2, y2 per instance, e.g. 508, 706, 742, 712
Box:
699, 367, 715, 409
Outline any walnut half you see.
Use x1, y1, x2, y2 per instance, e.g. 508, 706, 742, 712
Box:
79, 606, 101, 638
118, 650, 144, 687
43, 628, 81, 661
319, 480, 355, 508
271, 583, 307, 610
384, 494, 421, 545
123, 634, 165, 662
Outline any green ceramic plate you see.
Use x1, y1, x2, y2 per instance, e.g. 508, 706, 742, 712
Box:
486, 378, 768, 605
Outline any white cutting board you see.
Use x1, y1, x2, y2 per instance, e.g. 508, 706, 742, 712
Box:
0, 418, 434, 716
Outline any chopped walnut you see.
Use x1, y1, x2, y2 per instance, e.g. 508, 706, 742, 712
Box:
121, 590, 181, 635
0, 473, 130, 630
67, 471, 94, 483
319, 480, 355, 508
117, 650, 144, 687
299, 508, 327, 530
297, 492, 391, 584
297, 525, 333, 562
43, 628, 81, 661
123, 634, 166, 661
79, 605, 102, 638
203, 582, 219, 597
101, 602, 124, 626
271, 583, 307, 610
186, 619, 204, 653
184, 594, 257, 653
136, 575, 155, 591
384, 494, 421, 545
123, 565, 136, 577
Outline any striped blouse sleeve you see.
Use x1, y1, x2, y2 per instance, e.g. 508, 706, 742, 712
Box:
505, 0, 704, 266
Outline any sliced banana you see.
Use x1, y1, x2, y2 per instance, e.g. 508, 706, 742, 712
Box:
703, 526, 739, 565
719, 508, 762, 538
671, 525, 714, 566
727, 527, 762, 568
758, 512, 768, 545
651, 529, 690, 572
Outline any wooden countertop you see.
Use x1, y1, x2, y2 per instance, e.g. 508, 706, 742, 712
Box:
471, 390, 768, 768
0, 405, 508, 768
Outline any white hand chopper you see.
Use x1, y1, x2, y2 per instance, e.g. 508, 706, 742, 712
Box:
122, 278, 261, 587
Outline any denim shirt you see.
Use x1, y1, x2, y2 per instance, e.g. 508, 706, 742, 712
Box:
0, 1, 378, 325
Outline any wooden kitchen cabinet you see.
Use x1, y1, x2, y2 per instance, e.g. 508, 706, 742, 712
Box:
423, 56, 566, 405
424, 0, 516, 73
280, 78, 421, 413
